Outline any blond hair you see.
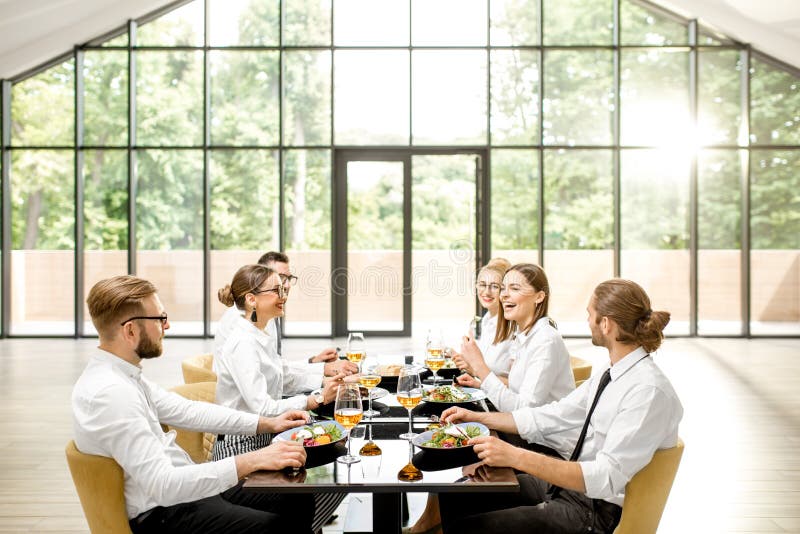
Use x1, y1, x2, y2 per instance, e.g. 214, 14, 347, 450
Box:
478, 257, 511, 281
593, 279, 670, 353
86, 275, 157, 339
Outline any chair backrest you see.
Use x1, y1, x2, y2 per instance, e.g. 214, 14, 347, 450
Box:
182, 353, 217, 384
168, 381, 218, 463
614, 438, 685, 534
65, 440, 132, 534
570, 356, 592, 387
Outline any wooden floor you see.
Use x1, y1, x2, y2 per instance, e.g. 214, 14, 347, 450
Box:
0, 336, 798, 533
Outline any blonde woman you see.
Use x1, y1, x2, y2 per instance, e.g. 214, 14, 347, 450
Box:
470, 257, 513, 379
456, 263, 574, 412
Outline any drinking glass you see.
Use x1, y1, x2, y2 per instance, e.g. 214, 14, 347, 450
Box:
425, 329, 445, 386
359, 352, 382, 418
334, 384, 363, 464
346, 332, 366, 371
397, 365, 423, 440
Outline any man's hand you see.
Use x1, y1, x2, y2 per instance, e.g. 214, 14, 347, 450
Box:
469, 436, 523, 469
236, 440, 307, 477
310, 348, 338, 364
259, 410, 309, 434
324, 359, 358, 377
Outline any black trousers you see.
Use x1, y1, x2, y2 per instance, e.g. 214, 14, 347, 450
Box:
129, 481, 315, 534
440, 474, 621, 534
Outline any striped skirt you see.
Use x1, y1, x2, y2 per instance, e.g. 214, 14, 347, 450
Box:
212, 433, 345, 533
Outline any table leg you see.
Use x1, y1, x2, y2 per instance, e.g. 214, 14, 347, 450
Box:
373, 492, 402, 533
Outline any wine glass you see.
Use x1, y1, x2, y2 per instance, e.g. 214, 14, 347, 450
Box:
397, 365, 423, 440
334, 384, 363, 464
346, 332, 366, 371
359, 352, 382, 418
425, 329, 445, 386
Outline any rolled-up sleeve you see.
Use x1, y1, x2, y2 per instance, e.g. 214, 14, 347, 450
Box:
149, 382, 259, 435
513, 384, 587, 446
283, 361, 324, 394
579, 386, 677, 500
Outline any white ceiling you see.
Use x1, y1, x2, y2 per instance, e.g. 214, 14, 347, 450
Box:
0, 0, 799, 80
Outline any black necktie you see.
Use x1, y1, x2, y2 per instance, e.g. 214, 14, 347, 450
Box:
550, 368, 613, 498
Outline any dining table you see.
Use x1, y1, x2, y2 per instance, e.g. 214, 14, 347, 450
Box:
243, 354, 520, 533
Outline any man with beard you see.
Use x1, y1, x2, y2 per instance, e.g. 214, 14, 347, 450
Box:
436, 279, 683, 534
72, 275, 317, 534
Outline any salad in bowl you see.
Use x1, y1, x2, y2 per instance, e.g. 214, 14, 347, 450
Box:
413, 422, 489, 450
274, 421, 346, 447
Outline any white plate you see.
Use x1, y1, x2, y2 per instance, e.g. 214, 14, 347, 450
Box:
422, 386, 487, 404
273, 421, 348, 448
412, 422, 489, 450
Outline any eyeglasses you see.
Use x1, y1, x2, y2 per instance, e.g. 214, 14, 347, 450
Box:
253, 285, 286, 298
279, 273, 298, 286
120, 314, 168, 327
475, 282, 501, 293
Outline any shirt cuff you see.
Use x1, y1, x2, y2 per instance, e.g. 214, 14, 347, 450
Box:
481, 372, 502, 396
304, 363, 325, 389
216, 456, 241, 488
578, 460, 605, 499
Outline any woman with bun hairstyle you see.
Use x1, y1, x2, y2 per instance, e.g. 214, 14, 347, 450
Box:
212, 264, 342, 459
455, 263, 574, 412
470, 257, 513, 379
213, 264, 345, 533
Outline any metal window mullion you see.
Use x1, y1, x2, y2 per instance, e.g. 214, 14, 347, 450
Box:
1, 80, 10, 337
75, 47, 85, 337
537, 0, 545, 267
612, 0, 621, 278
329, 0, 336, 337
128, 20, 137, 275
202, 0, 211, 337
741, 47, 751, 337
688, 20, 698, 336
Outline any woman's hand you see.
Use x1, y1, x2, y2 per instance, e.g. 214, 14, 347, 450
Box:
456, 373, 480, 388
459, 336, 490, 379
320, 373, 347, 404
440, 406, 476, 424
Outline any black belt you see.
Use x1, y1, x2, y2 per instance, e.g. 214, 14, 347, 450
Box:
217, 434, 225, 441
130, 508, 156, 526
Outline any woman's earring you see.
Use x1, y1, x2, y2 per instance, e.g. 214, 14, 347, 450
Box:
250, 309, 257, 322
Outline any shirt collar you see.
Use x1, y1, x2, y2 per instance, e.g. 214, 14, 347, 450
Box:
94, 347, 142, 379
608, 346, 649, 381
515, 316, 551, 343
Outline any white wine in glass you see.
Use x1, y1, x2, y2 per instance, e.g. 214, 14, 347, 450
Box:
334, 384, 363, 464
359, 353, 382, 418
397, 366, 423, 440
346, 332, 366, 369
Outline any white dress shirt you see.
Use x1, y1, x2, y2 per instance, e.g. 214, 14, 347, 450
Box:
72, 349, 260, 519
214, 315, 312, 416
214, 306, 324, 393
512, 346, 684, 506
475, 311, 512, 377
480, 317, 574, 412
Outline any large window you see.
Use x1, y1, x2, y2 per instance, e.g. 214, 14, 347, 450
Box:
2, 0, 799, 337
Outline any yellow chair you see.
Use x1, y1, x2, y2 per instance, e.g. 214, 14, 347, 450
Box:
182, 353, 217, 384
614, 438, 685, 534
168, 381, 218, 463
570, 356, 592, 387
65, 440, 132, 534
66, 382, 219, 532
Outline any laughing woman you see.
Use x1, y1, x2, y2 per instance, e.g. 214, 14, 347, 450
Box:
455, 263, 574, 412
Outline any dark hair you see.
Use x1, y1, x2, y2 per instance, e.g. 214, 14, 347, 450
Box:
257, 251, 289, 266
87, 275, 157, 339
593, 279, 671, 353
218, 264, 276, 310
494, 263, 551, 344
